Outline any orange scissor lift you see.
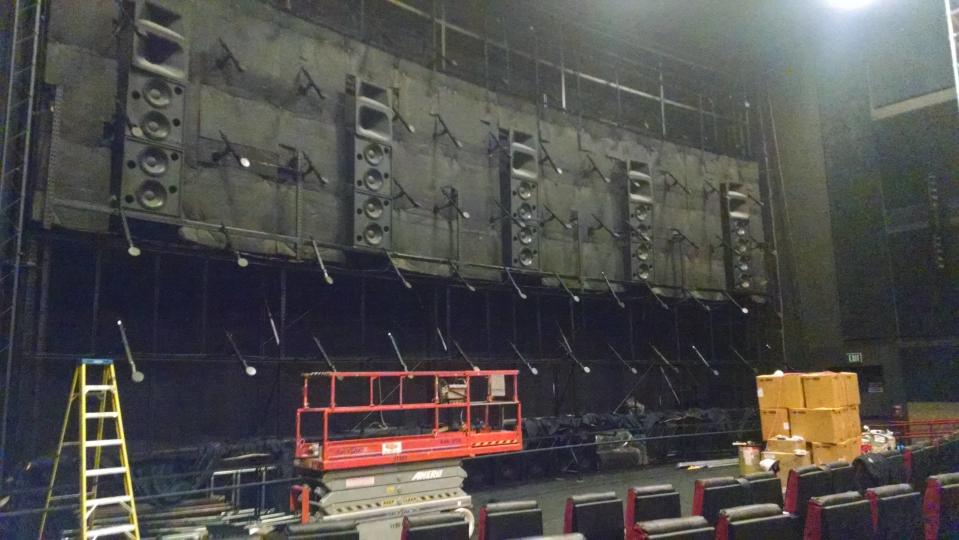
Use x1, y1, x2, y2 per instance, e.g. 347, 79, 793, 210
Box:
291, 370, 523, 537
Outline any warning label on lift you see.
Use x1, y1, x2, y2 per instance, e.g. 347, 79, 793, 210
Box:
382, 441, 403, 455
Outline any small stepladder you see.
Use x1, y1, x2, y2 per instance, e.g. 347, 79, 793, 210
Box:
38, 359, 140, 539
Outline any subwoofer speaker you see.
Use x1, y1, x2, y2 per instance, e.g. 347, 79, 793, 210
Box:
347, 76, 394, 250
500, 130, 540, 269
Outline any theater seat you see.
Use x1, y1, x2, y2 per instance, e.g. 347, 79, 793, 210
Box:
625, 484, 681, 533
563, 492, 623, 539
864, 483, 921, 540
742, 471, 784, 507
923, 472, 959, 540
283, 520, 360, 539
714, 503, 800, 540
783, 466, 832, 524
633, 516, 714, 539
821, 461, 856, 493
512, 535, 585, 540
904, 444, 937, 491
803, 491, 872, 540
401, 512, 469, 540
692, 477, 750, 525
478, 500, 543, 540
880, 450, 908, 484
937, 436, 959, 472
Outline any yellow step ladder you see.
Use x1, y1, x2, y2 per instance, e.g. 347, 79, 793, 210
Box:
38, 358, 140, 539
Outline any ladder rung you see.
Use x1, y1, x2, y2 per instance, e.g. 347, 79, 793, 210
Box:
87, 412, 119, 419
85, 439, 122, 448
62, 441, 81, 447
86, 523, 136, 537
85, 495, 131, 507
85, 385, 115, 392
85, 467, 127, 477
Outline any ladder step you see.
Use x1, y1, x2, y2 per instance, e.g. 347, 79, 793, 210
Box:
85, 385, 115, 392
85, 495, 131, 507
87, 412, 119, 419
85, 467, 127, 477
86, 523, 136, 537
85, 439, 122, 448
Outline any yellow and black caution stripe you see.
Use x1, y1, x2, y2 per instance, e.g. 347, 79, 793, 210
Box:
472, 438, 519, 447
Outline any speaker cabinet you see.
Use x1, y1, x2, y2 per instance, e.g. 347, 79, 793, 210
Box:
720, 182, 753, 291
132, 1, 189, 82
126, 71, 185, 146
626, 159, 654, 281
347, 77, 394, 250
121, 139, 182, 215
499, 130, 540, 269
120, 0, 188, 216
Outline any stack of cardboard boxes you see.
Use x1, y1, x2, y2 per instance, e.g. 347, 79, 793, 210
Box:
757, 371, 862, 485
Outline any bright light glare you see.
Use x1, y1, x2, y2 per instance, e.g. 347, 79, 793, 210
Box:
824, 0, 876, 10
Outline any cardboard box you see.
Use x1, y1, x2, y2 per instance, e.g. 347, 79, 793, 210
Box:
765, 435, 806, 454
840, 372, 860, 405
735, 442, 763, 475
762, 449, 811, 487
844, 405, 862, 438
810, 437, 860, 465
756, 373, 805, 409
802, 372, 846, 408
789, 408, 847, 444
760, 408, 790, 440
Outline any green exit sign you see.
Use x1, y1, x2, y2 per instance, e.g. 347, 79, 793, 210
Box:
847, 352, 863, 364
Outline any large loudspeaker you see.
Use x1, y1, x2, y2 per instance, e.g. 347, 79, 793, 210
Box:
626, 159, 654, 281
121, 139, 182, 214
120, 0, 188, 217
720, 183, 753, 291
347, 77, 394, 250
131, 1, 189, 82
500, 130, 540, 269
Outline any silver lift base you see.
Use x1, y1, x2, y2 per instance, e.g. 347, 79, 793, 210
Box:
300, 459, 474, 539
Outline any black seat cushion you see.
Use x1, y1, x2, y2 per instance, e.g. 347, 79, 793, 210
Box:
924, 472, 959, 540
692, 477, 750, 525
284, 520, 360, 539
634, 516, 714, 540
479, 500, 543, 540
564, 492, 623, 539
742, 472, 784, 507
865, 483, 921, 540
804, 491, 872, 540
715, 503, 800, 540
402, 513, 469, 540
626, 484, 681, 528
821, 461, 856, 493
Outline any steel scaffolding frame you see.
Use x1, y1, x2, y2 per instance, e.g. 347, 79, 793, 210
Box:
0, 0, 43, 473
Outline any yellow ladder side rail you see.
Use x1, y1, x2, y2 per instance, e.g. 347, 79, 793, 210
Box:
111, 363, 140, 538
78, 363, 89, 539
37, 367, 79, 539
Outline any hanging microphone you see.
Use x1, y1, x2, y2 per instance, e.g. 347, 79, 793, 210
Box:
116, 320, 144, 382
